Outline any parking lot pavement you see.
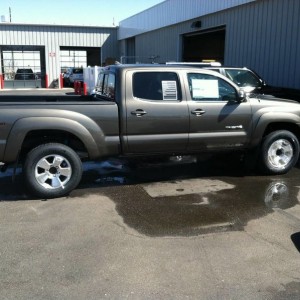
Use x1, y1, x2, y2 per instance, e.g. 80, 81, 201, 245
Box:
0, 155, 300, 299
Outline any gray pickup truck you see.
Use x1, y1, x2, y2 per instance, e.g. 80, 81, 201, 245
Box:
1, 65, 300, 198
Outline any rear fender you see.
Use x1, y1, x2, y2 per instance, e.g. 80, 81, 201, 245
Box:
4, 117, 104, 163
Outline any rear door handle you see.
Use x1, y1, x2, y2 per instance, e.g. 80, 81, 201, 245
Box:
131, 109, 147, 117
191, 109, 206, 116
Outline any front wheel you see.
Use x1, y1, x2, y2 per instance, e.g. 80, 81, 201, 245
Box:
24, 143, 83, 198
259, 130, 299, 175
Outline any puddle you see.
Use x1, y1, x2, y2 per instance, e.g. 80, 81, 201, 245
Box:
98, 175, 300, 237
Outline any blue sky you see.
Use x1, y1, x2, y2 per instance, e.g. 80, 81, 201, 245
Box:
1, 0, 164, 26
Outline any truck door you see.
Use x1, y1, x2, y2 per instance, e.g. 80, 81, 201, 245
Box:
124, 70, 189, 154
185, 72, 252, 151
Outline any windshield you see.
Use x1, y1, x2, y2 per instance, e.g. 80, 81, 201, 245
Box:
224, 69, 261, 88
73, 68, 83, 74
17, 69, 33, 73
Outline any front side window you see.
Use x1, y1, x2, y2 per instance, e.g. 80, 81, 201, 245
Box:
187, 73, 237, 101
133, 72, 181, 101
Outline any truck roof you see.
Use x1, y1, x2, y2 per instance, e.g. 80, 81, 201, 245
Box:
104, 64, 225, 73
102, 64, 241, 90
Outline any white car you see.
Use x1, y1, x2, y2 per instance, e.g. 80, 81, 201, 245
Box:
64, 68, 83, 86
69, 68, 83, 84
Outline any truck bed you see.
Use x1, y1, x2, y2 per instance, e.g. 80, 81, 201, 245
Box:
0, 94, 100, 102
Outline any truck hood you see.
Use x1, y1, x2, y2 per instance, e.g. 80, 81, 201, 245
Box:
250, 93, 299, 105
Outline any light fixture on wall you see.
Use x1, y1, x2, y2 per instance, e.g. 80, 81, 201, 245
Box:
191, 20, 202, 29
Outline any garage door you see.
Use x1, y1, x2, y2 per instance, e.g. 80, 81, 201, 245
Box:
182, 26, 225, 63
1, 46, 46, 89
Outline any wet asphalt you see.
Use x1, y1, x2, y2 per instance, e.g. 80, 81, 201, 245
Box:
1, 89, 300, 299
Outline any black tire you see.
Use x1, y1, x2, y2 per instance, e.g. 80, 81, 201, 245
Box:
259, 130, 299, 175
24, 143, 83, 198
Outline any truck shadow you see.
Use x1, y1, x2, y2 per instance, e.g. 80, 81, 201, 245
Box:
0, 168, 28, 201
291, 232, 300, 253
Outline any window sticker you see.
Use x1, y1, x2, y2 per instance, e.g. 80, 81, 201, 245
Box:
191, 79, 219, 98
162, 81, 178, 100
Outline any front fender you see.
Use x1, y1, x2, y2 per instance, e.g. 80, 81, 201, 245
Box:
250, 112, 300, 148
4, 117, 104, 163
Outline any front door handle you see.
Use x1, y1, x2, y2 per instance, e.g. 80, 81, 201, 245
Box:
191, 109, 206, 116
131, 109, 147, 117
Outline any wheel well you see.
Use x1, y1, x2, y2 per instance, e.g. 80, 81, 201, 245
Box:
20, 130, 88, 162
263, 122, 300, 141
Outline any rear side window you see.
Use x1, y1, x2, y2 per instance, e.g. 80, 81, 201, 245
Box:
95, 72, 115, 100
95, 73, 104, 92
104, 73, 115, 99
133, 72, 181, 101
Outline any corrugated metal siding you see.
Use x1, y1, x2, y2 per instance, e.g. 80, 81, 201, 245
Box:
119, 0, 256, 40
224, 0, 300, 89
0, 24, 117, 49
132, 0, 300, 89
0, 24, 118, 84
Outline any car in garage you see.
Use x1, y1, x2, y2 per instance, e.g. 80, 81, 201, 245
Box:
14, 68, 35, 80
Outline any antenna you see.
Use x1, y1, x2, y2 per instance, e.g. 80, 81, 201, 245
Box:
9, 7, 11, 22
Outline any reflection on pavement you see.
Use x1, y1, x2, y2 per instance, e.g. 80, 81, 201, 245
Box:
264, 181, 291, 209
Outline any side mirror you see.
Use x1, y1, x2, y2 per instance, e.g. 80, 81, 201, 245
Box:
238, 89, 247, 102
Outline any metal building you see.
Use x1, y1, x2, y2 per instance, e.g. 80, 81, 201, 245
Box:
119, 0, 300, 89
0, 23, 118, 88
1, 0, 299, 90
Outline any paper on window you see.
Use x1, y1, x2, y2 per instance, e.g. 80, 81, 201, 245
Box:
191, 79, 219, 98
162, 81, 178, 100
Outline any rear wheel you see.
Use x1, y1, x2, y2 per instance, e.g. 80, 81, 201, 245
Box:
24, 143, 82, 198
259, 130, 299, 175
